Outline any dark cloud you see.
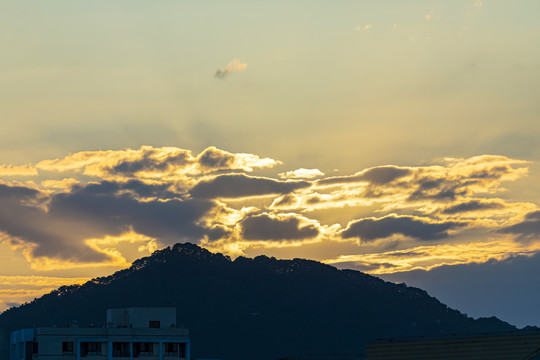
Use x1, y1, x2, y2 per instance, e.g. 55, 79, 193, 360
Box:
442, 200, 505, 214
305, 195, 322, 204
0, 184, 110, 263
69, 180, 181, 200
383, 250, 427, 257
407, 178, 463, 202
214, 59, 247, 79
0, 183, 41, 201
333, 261, 399, 272
0, 181, 227, 263
498, 211, 540, 240
525, 211, 540, 220
359, 166, 412, 184
341, 215, 464, 242
466, 165, 516, 180
48, 182, 219, 244
98, 146, 274, 178
197, 147, 236, 169
107, 148, 192, 176
190, 174, 311, 199
271, 193, 299, 208
239, 213, 319, 241
317, 166, 411, 186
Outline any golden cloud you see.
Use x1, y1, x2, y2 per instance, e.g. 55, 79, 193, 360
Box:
324, 237, 540, 274
0, 275, 89, 288
9, 231, 158, 271
215, 59, 248, 79
0, 276, 88, 312
36, 146, 280, 182
279, 168, 325, 179
0, 165, 38, 176
0, 149, 537, 276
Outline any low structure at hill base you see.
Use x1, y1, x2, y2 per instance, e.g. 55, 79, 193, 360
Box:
367, 331, 540, 360
10, 307, 189, 360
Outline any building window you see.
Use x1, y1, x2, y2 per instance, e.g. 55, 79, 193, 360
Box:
179, 343, 186, 358
113, 342, 131, 357
134, 342, 154, 357
25, 342, 38, 360
164, 343, 178, 356
62, 341, 74, 354
81, 342, 102, 356
149, 320, 161, 328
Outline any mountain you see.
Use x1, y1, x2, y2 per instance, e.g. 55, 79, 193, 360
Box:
0, 243, 516, 360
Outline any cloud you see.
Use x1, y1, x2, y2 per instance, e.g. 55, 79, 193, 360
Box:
0, 181, 228, 268
270, 193, 301, 209
0, 165, 38, 176
196, 147, 281, 172
107, 148, 192, 177
341, 214, 465, 242
425, 12, 440, 21
498, 211, 540, 240
354, 24, 372, 31
408, 177, 463, 202
239, 213, 320, 241
0, 183, 42, 202
190, 174, 311, 199
405, 156, 529, 203
0, 148, 536, 274
441, 200, 505, 214
325, 239, 540, 274
317, 166, 412, 186
36, 146, 280, 183
267, 155, 531, 215
47, 181, 223, 244
279, 168, 324, 179
215, 59, 248, 79
40, 178, 79, 190
0, 275, 88, 312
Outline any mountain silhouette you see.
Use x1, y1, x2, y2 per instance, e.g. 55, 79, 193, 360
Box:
0, 243, 517, 360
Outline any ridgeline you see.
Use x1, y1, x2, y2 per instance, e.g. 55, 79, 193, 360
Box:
0, 243, 516, 360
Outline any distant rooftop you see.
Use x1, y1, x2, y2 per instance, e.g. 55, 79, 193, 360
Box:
107, 307, 177, 329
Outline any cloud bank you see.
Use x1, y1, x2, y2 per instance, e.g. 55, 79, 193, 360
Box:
0, 147, 537, 278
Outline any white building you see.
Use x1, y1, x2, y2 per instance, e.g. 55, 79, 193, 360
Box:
10, 307, 190, 360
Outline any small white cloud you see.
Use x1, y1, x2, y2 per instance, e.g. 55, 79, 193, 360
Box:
215, 59, 248, 79
354, 24, 372, 31
425, 12, 440, 21
279, 168, 325, 180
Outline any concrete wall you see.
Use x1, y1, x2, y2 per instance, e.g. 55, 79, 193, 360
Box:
11, 326, 190, 359
128, 308, 177, 329
11, 308, 187, 359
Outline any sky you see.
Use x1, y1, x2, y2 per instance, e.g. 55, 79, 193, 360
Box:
1, 0, 540, 328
